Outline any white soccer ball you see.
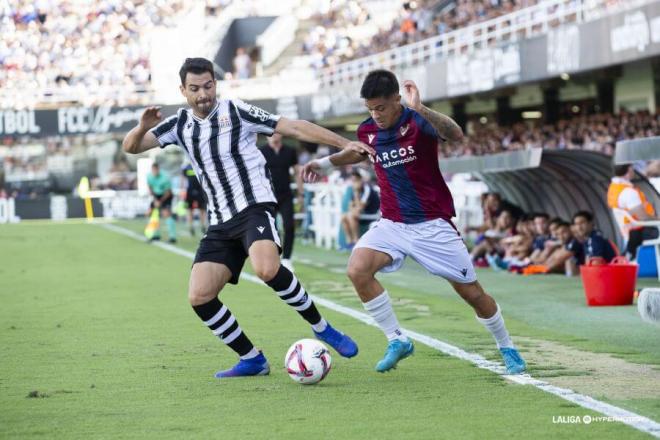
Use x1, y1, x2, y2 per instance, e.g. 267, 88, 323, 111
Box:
284, 339, 332, 385
638, 288, 660, 326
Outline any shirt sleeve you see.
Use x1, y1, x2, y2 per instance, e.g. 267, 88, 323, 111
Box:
150, 113, 179, 148
618, 187, 643, 210
232, 99, 281, 136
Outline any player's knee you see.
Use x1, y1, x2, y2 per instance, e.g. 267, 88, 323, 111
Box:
188, 286, 216, 306
254, 263, 279, 282
347, 261, 370, 285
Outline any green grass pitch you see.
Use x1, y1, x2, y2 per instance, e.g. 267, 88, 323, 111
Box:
0, 221, 658, 439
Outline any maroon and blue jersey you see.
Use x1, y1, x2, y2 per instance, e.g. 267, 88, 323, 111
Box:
357, 106, 455, 224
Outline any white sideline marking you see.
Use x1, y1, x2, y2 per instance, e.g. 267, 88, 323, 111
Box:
100, 223, 660, 438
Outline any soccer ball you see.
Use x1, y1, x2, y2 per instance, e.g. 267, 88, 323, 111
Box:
285, 339, 332, 385
638, 288, 660, 326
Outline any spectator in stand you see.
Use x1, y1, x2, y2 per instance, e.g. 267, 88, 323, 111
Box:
233, 47, 252, 79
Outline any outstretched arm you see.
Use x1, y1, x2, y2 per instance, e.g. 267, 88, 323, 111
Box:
302, 147, 370, 183
123, 106, 162, 154
275, 117, 375, 154
402, 80, 463, 142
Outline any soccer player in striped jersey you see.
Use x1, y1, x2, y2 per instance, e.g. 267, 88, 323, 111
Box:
303, 70, 526, 375
123, 58, 374, 378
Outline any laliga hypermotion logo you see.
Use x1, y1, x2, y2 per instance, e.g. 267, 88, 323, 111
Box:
369, 146, 417, 168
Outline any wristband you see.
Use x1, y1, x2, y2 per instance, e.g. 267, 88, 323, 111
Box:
317, 156, 333, 171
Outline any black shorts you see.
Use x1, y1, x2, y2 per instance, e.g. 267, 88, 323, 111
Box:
185, 190, 206, 210
150, 194, 173, 210
193, 203, 281, 284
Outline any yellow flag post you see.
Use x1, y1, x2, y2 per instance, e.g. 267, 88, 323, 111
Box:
78, 176, 94, 221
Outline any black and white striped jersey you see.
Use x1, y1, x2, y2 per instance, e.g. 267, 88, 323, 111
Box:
151, 98, 280, 225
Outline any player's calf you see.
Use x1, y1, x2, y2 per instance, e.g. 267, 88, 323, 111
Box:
189, 263, 264, 376
265, 264, 358, 358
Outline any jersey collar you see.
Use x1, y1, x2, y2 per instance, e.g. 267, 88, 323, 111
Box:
190, 100, 220, 122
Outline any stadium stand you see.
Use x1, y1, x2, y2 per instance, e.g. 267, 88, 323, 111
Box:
441, 110, 660, 158
304, 0, 544, 68
0, 0, 196, 108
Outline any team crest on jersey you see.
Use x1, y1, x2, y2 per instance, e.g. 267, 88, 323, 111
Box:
218, 116, 231, 129
400, 124, 409, 136
367, 133, 375, 144
248, 106, 271, 122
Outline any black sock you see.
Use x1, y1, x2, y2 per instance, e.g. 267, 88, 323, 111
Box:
192, 297, 254, 356
265, 265, 322, 325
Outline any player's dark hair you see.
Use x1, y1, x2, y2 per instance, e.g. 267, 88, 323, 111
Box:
572, 210, 593, 223
360, 70, 399, 99
613, 163, 632, 177
533, 212, 550, 220
179, 58, 215, 85
557, 221, 571, 229
351, 169, 363, 180
152, 162, 159, 168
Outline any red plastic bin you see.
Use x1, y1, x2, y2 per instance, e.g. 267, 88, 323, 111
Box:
580, 256, 638, 306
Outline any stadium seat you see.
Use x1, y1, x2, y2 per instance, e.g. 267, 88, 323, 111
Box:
610, 207, 660, 279
633, 220, 660, 281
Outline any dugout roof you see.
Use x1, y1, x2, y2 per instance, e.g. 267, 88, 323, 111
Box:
445, 150, 660, 247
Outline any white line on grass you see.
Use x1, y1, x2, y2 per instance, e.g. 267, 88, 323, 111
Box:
100, 223, 660, 438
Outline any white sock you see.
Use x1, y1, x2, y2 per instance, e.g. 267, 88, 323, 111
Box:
363, 291, 407, 342
240, 348, 260, 360
476, 304, 514, 349
311, 317, 328, 333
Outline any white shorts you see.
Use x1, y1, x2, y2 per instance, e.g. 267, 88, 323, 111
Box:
353, 217, 477, 284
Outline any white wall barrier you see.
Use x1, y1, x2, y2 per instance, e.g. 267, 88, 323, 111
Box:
0, 198, 21, 223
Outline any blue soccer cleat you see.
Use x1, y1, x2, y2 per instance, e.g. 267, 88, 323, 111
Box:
314, 324, 359, 358
214, 352, 270, 379
375, 339, 414, 372
499, 347, 526, 374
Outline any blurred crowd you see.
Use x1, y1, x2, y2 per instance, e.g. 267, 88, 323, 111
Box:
303, 0, 541, 69
0, 0, 193, 107
0, 135, 137, 199
440, 111, 660, 158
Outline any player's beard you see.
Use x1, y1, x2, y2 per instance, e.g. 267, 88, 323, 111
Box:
195, 98, 215, 117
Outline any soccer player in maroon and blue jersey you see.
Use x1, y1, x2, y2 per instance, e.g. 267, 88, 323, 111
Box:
304, 70, 526, 374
